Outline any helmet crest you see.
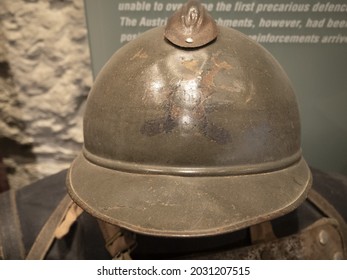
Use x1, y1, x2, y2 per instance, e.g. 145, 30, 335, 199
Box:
164, 0, 218, 48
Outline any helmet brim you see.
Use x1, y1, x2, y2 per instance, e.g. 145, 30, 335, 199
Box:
66, 153, 311, 237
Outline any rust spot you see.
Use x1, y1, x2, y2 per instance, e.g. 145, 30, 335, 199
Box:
201, 55, 232, 91
181, 59, 199, 72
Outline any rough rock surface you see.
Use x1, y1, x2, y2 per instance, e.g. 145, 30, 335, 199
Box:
0, 0, 92, 189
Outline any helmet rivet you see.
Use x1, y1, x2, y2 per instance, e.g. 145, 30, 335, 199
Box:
318, 230, 329, 245
185, 37, 194, 43
333, 252, 343, 260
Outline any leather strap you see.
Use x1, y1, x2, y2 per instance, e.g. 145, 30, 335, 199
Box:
97, 220, 136, 260
26, 194, 74, 260
250, 220, 277, 244
308, 188, 347, 258
0, 190, 25, 259
184, 218, 344, 260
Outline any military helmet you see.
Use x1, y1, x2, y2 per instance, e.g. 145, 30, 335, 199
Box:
67, 0, 312, 237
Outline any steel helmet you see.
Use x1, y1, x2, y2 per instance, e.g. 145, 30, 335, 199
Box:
67, 0, 312, 237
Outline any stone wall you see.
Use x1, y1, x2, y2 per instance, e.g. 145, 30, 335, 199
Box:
0, 0, 92, 189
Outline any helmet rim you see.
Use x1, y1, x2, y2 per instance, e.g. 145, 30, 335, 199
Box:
67, 152, 311, 237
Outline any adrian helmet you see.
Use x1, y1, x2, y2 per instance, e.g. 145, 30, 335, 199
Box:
66, 0, 312, 237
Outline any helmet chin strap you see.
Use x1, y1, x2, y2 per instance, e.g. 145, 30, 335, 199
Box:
26, 194, 82, 260
250, 221, 277, 244
25, 193, 136, 260
97, 220, 137, 260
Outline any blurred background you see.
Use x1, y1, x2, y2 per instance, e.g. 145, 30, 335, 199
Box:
0, 0, 92, 191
